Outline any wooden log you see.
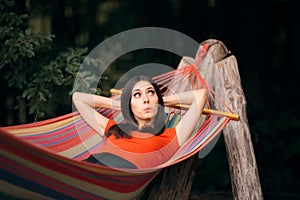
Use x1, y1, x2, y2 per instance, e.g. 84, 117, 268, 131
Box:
140, 156, 199, 199
198, 39, 263, 200
141, 39, 263, 200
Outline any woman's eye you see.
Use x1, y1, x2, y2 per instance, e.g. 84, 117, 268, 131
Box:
148, 90, 155, 95
133, 92, 141, 98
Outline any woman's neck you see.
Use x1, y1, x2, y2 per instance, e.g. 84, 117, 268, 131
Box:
138, 119, 153, 130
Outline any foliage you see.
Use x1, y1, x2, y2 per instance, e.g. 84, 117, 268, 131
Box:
21, 47, 99, 120
0, 0, 53, 89
0, 0, 104, 120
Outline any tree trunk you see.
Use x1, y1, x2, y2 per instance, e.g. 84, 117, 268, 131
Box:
198, 40, 264, 200
141, 39, 263, 200
140, 156, 199, 200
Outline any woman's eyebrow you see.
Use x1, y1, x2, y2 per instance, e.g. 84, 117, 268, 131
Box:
146, 86, 154, 90
132, 86, 154, 92
132, 88, 141, 93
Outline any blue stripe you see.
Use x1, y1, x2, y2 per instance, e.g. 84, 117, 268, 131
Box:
21, 123, 92, 147
0, 169, 76, 200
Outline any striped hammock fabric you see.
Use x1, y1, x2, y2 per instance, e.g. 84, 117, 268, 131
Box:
0, 44, 233, 199
0, 111, 229, 200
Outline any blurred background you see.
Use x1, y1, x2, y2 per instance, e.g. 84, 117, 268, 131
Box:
0, 0, 299, 199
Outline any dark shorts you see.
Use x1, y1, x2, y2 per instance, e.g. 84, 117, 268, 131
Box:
84, 153, 138, 169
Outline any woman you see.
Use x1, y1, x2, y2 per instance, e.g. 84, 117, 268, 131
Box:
73, 76, 207, 169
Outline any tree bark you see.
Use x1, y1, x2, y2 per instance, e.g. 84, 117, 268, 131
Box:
141, 39, 263, 200
198, 39, 264, 200
140, 156, 199, 200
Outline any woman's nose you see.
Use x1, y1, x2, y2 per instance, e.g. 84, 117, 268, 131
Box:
143, 94, 149, 103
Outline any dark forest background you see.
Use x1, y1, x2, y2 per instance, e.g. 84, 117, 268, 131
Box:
0, 0, 299, 199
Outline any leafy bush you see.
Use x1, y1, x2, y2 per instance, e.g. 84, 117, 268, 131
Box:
0, 0, 103, 121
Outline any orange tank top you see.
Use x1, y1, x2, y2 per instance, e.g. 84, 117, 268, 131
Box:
99, 120, 180, 169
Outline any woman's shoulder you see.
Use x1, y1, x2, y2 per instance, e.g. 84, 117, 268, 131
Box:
105, 119, 117, 133
162, 127, 177, 137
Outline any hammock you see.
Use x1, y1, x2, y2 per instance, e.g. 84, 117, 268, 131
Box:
0, 43, 235, 200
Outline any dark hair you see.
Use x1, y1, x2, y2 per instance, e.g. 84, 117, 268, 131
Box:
105, 76, 165, 138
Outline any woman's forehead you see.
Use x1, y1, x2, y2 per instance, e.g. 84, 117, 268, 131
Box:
132, 80, 153, 91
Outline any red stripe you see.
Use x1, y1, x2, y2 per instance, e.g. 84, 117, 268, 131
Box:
1, 112, 78, 130
0, 157, 98, 199
37, 128, 95, 152
19, 120, 96, 153
0, 130, 156, 193
19, 117, 86, 140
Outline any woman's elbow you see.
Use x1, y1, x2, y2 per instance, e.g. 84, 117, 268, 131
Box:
72, 92, 83, 104
196, 88, 208, 100
202, 88, 208, 99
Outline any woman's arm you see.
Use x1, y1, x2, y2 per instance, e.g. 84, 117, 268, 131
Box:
164, 89, 208, 146
72, 92, 120, 136
163, 90, 205, 107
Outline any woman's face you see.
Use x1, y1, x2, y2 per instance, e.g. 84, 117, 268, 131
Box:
130, 80, 159, 126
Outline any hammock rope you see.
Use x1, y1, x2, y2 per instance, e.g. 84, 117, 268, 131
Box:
0, 42, 235, 199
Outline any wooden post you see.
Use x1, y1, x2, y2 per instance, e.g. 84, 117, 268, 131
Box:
141, 39, 263, 200
140, 156, 199, 199
199, 40, 264, 200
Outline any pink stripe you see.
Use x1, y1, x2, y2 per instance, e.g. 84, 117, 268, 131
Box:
0, 130, 155, 193
1, 112, 78, 130
0, 156, 99, 199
